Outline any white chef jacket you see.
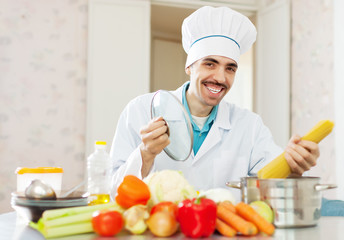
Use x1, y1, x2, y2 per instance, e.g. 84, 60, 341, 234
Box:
109, 83, 283, 202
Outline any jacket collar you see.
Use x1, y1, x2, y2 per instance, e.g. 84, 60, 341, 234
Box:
215, 98, 231, 130
172, 82, 232, 131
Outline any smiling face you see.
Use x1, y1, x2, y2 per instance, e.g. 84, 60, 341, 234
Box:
185, 55, 237, 116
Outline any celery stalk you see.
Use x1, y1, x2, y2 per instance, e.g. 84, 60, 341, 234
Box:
31, 220, 93, 238
43, 222, 93, 239
43, 211, 94, 228
42, 205, 123, 228
29, 221, 39, 231
42, 202, 123, 220
29, 202, 124, 239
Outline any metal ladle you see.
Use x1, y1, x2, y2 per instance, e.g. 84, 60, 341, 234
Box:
25, 179, 86, 199
25, 179, 57, 200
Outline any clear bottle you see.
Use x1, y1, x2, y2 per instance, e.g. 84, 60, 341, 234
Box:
87, 141, 112, 205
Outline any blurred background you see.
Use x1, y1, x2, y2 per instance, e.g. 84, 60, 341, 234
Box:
0, 0, 343, 213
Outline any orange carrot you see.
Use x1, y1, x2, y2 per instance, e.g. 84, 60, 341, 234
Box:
217, 204, 258, 236
215, 218, 237, 237
235, 202, 275, 236
218, 201, 236, 213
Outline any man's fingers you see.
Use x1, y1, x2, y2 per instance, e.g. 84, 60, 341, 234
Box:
286, 134, 320, 176
141, 125, 168, 142
288, 134, 301, 145
139, 116, 171, 158
298, 140, 320, 157
292, 141, 318, 167
153, 134, 170, 149
285, 151, 303, 176
140, 117, 167, 135
286, 146, 311, 173
142, 133, 170, 155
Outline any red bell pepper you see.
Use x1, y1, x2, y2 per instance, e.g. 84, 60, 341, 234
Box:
178, 198, 217, 238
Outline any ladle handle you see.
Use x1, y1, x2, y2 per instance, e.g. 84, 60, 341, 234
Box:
315, 184, 337, 191
226, 181, 242, 189
60, 180, 87, 198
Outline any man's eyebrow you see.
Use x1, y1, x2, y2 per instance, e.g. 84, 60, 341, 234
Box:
227, 62, 238, 69
202, 58, 238, 68
203, 58, 219, 64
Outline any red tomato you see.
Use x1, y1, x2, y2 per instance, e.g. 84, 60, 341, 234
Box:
92, 210, 123, 237
150, 201, 178, 219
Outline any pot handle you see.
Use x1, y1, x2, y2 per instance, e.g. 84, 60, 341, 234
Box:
314, 184, 337, 191
226, 181, 242, 189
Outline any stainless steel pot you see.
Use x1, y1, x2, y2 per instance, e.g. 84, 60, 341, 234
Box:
226, 177, 337, 228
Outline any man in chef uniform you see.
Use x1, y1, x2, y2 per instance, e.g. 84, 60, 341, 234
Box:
109, 6, 319, 201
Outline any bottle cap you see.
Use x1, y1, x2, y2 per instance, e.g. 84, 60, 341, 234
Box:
94, 141, 107, 150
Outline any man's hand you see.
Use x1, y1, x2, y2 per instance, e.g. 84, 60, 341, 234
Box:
139, 117, 170, 177
285, 135, 320, 176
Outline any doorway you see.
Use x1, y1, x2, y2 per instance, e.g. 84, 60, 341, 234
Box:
150, 4, 255, 111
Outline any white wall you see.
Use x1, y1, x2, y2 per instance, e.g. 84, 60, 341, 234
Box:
0, 0, 88, 213
291, 0, 337, 199
256, 0, 290, 148
87, 0, 151, 155
334, 0, 344, 200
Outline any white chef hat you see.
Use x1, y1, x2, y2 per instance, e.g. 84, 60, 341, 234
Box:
182, 6, 257, 68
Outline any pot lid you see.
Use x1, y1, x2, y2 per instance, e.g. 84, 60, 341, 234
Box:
151, 90, 193, 161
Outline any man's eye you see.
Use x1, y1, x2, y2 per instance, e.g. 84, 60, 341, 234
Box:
227, 67, 236, 72
205, 62, 213, 66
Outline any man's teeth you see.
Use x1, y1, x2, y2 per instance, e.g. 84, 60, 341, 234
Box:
206, 86, 221, 93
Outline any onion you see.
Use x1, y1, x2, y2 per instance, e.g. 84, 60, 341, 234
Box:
147, 211, 178, 237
